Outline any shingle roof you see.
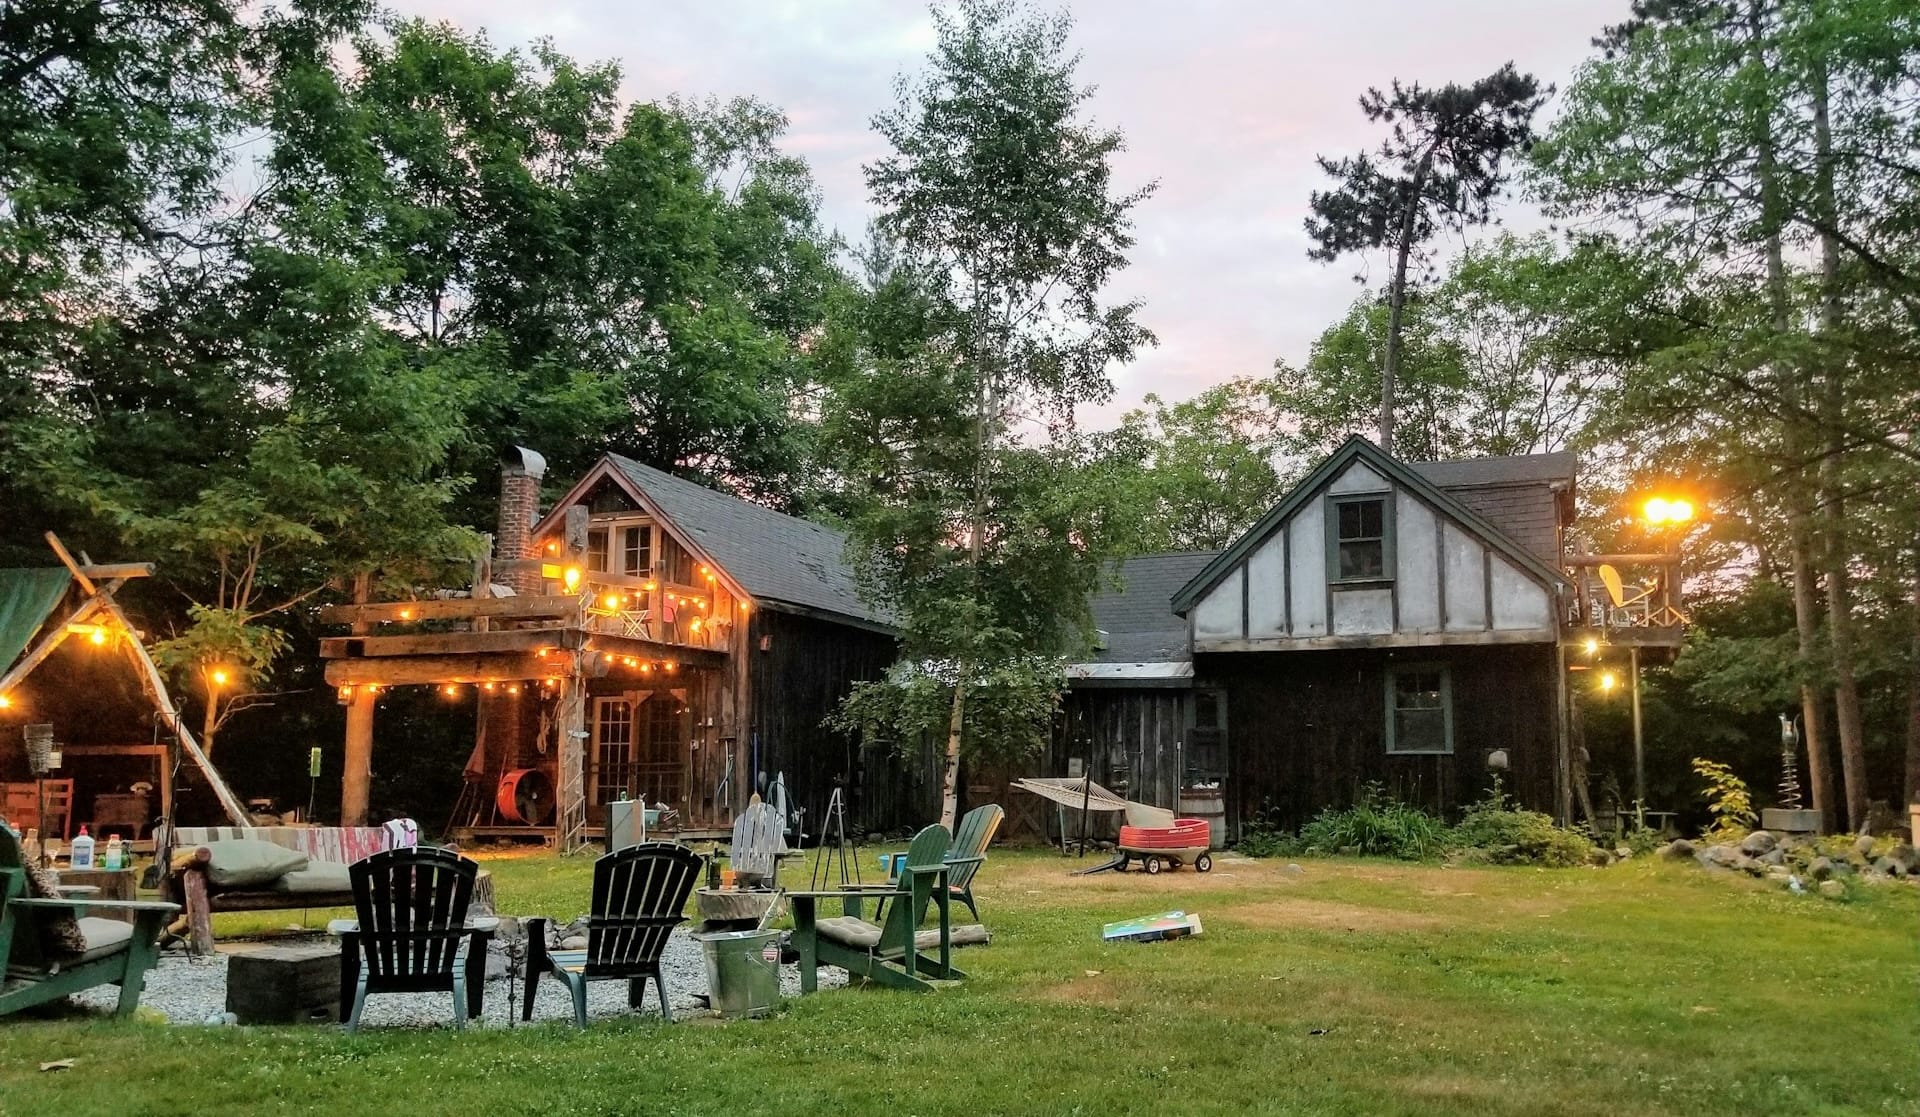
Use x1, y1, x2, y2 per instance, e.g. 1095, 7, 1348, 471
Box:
1410, 451, 1576, 490
1086, 551, 1216, 664
606, 455, 890, 629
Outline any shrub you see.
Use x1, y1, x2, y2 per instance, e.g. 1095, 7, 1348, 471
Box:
1451, 785, 1595, 867
1690, 757, 1755, 838
1295, 783, 1449, 860
1233, 800, 1301, 858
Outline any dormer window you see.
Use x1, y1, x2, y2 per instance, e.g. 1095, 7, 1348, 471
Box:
1328, 494, 1393, 583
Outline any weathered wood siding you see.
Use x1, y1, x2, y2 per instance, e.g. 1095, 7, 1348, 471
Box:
744, 608, 902, 835
1188, 460, 1559, 651
1209, 644, 1559, 833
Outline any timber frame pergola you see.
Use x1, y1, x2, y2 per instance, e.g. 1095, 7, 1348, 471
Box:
0, 532, 250, 827
317, 590, 724, 852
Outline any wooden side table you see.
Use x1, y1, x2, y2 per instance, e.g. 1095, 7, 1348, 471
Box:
54, 867, 138, 923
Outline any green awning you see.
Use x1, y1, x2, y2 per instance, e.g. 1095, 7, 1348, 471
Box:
0, 568, 73, 674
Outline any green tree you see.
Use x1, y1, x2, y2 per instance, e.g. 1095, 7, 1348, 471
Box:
1273, 294, 1470, 464
1305, 65, 1548, 453
1104, 379, 1288, 552
825, 0, 1153, 827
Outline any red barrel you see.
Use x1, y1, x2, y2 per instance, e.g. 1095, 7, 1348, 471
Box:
496, 768, 554, 825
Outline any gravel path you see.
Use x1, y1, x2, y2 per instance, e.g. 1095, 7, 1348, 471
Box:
71, 929, 846, 1028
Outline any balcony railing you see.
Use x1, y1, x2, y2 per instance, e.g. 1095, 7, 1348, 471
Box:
579, 577, 736, 652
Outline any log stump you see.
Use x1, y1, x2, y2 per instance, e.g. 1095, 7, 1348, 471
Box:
226, 944, 342, 1025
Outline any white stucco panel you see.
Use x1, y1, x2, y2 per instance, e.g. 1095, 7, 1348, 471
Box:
1246, 532, 1288, 637
1331, 587, 1394, 635
1442, 522, 1487, 631
1489, 555, 1553, 630
1394, 491, 1441, 632
1193, 567, 1244, 640
1327, 460, 1389, 494
1288, 500, 1326, 635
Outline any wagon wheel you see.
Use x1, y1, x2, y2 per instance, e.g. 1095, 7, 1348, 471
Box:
1195, 853, 1213, 873
1143, 856, 1162, 875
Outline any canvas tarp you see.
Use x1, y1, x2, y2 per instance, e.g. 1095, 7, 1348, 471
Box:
0, 569, 71, 673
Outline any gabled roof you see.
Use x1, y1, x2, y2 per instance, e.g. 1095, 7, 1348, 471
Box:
1085, 551, 1217, 665
1170, 436, 1569, 616
535, 455, 891, 631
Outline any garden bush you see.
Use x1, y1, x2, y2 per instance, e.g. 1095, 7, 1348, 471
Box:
1449, 789, 1595, 867
1294, 784, 1449, 860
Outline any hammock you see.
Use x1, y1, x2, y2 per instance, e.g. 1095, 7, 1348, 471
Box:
1012, 777, 1177, 829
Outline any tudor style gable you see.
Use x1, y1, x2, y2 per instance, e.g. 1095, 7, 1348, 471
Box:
1171, 438, 1567, 652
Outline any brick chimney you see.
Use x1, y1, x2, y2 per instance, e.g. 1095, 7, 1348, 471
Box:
495, 446, 548, 595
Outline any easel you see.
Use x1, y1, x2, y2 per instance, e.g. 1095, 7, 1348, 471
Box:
809, 784, 863, 891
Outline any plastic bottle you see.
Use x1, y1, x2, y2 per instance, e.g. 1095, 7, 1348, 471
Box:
70, 825, 95, 870
104, 835, 124, 872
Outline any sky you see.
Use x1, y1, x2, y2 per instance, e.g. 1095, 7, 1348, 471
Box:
397, 0, 1626, 422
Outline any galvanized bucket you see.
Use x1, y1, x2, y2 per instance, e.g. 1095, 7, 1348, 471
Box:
694, 929, 781, 1018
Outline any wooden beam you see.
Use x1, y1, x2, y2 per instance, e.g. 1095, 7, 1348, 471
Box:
342, 573, 373, 827
580, 633, 727, 670
78, 562, 153, 581
323, 653, 560, 687
1193, 628, 1560, 654
43, 531, 96, 596
319, 628, 587, 660
0, 596, 104, 697
316, 594, 583, 625
93, 595, 251, 826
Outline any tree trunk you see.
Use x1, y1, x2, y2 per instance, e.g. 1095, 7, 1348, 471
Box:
201, 688, 219, 763
940, 677, 965, 831
1907, 517, 1920, 807
1810, 54, 1870, 829
1754, 0, 1836, 831
1378, 157, 1432, 456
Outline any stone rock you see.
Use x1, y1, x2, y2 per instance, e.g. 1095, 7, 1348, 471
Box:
1871, 856, 1903, 878
1888, 844, 1918, 873
1765, 865, 1790, 879
1282, 864, 1305, 876
1662, 839, 1696, 860
1698, 845, 1741, 868
559, 935, 588, 951
1854, 834, 1877, 858
1587, 847, 1613, 867
1758, 847, 1786, 867
1740, 830, 1778, 856
1818, 879, 1847, 899
1733, 855, 1765, 876
1809, 856, 1836, 881
1614, 846, 1633, 860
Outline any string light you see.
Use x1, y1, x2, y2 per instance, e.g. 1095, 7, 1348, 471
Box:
210, 668, 231, 687
0, 694, 12, 709
89, 627, 107, 646
398, 607, 414, 621
507, 684, 521, 695
562, 566, 582, 591
483, 682, 497, 692
1582, 637, 1600, 656
442, 684, 460, 698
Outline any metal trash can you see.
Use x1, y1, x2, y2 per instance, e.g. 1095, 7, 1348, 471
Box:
694, 929, 782, 1018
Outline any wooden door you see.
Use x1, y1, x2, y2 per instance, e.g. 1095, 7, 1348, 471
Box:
589, 698, 635, 808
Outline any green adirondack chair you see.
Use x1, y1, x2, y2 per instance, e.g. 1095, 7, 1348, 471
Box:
947, 803, 1003, 921
790, 823, 979, 993
0, 826, 178, 1018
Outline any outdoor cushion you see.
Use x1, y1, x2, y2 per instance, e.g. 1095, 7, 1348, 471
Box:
271, 860, 352, 894
200, 839, 308, 888
813, 916, 992, 954
75, 917, 132, 963
24, 859, 86, 958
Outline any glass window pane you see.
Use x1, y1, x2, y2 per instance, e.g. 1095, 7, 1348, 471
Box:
1394, 709, 1447, 752
1339, 501, 1364, 538
1340, 540, 1384, 578
1360, 499, 1383, 537
587, 530, 608, 572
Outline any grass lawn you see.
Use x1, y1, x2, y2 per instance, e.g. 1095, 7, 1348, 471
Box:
1, 848, 1915, 1116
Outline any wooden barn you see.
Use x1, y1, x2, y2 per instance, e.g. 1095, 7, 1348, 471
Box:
320, 449, 902, 850
1032, 437, 1641, 841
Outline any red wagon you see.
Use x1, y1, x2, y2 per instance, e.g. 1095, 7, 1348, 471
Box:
1111, 818, 1214, 874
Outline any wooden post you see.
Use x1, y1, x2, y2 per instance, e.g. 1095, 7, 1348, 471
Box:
342, 574, 374, 827
1629, 644, 1645, 811
556, 655, 588, 854
1554, 642, 1573, 826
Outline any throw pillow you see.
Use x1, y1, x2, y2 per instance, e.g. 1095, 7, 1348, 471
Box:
23, 860, 87, 959
200, 838, 308, 888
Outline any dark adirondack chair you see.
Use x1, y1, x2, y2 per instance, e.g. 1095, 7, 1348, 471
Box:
947, 804, 1003, 921
789, 824, 977, 993
0, 826, 178, 1018
328, 847, 494, 1031
524, 841, 703, 1026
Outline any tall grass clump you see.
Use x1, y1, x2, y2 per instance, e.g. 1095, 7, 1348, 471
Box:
1295, 783, 1449, 860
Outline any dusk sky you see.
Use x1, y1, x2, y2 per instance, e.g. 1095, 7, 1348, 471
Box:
396, 1, 1626, 422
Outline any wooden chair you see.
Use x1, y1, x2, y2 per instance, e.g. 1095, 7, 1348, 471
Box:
328, 847, 495, 1031
1, 780, 72, 840
789, 824, 976, 993
947, 803, 1003, 921
0, 826, 178, 1018
523, 841, 703, 1026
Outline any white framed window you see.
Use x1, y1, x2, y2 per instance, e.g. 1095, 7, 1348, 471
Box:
621, 525, 652, 576
1385, 664, 1452, 755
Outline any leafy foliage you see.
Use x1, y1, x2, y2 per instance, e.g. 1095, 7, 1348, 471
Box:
1451, 782, 1597, 867
1293, 784, 1451, 861
1691, 757, 1758, 838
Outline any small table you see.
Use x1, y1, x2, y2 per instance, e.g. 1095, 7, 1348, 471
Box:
54, 867, 138, 923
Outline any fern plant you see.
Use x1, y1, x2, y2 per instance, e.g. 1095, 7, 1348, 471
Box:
1690, 757, 1755, 838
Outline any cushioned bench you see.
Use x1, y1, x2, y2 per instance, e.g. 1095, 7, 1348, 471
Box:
160, 826, 392, 954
